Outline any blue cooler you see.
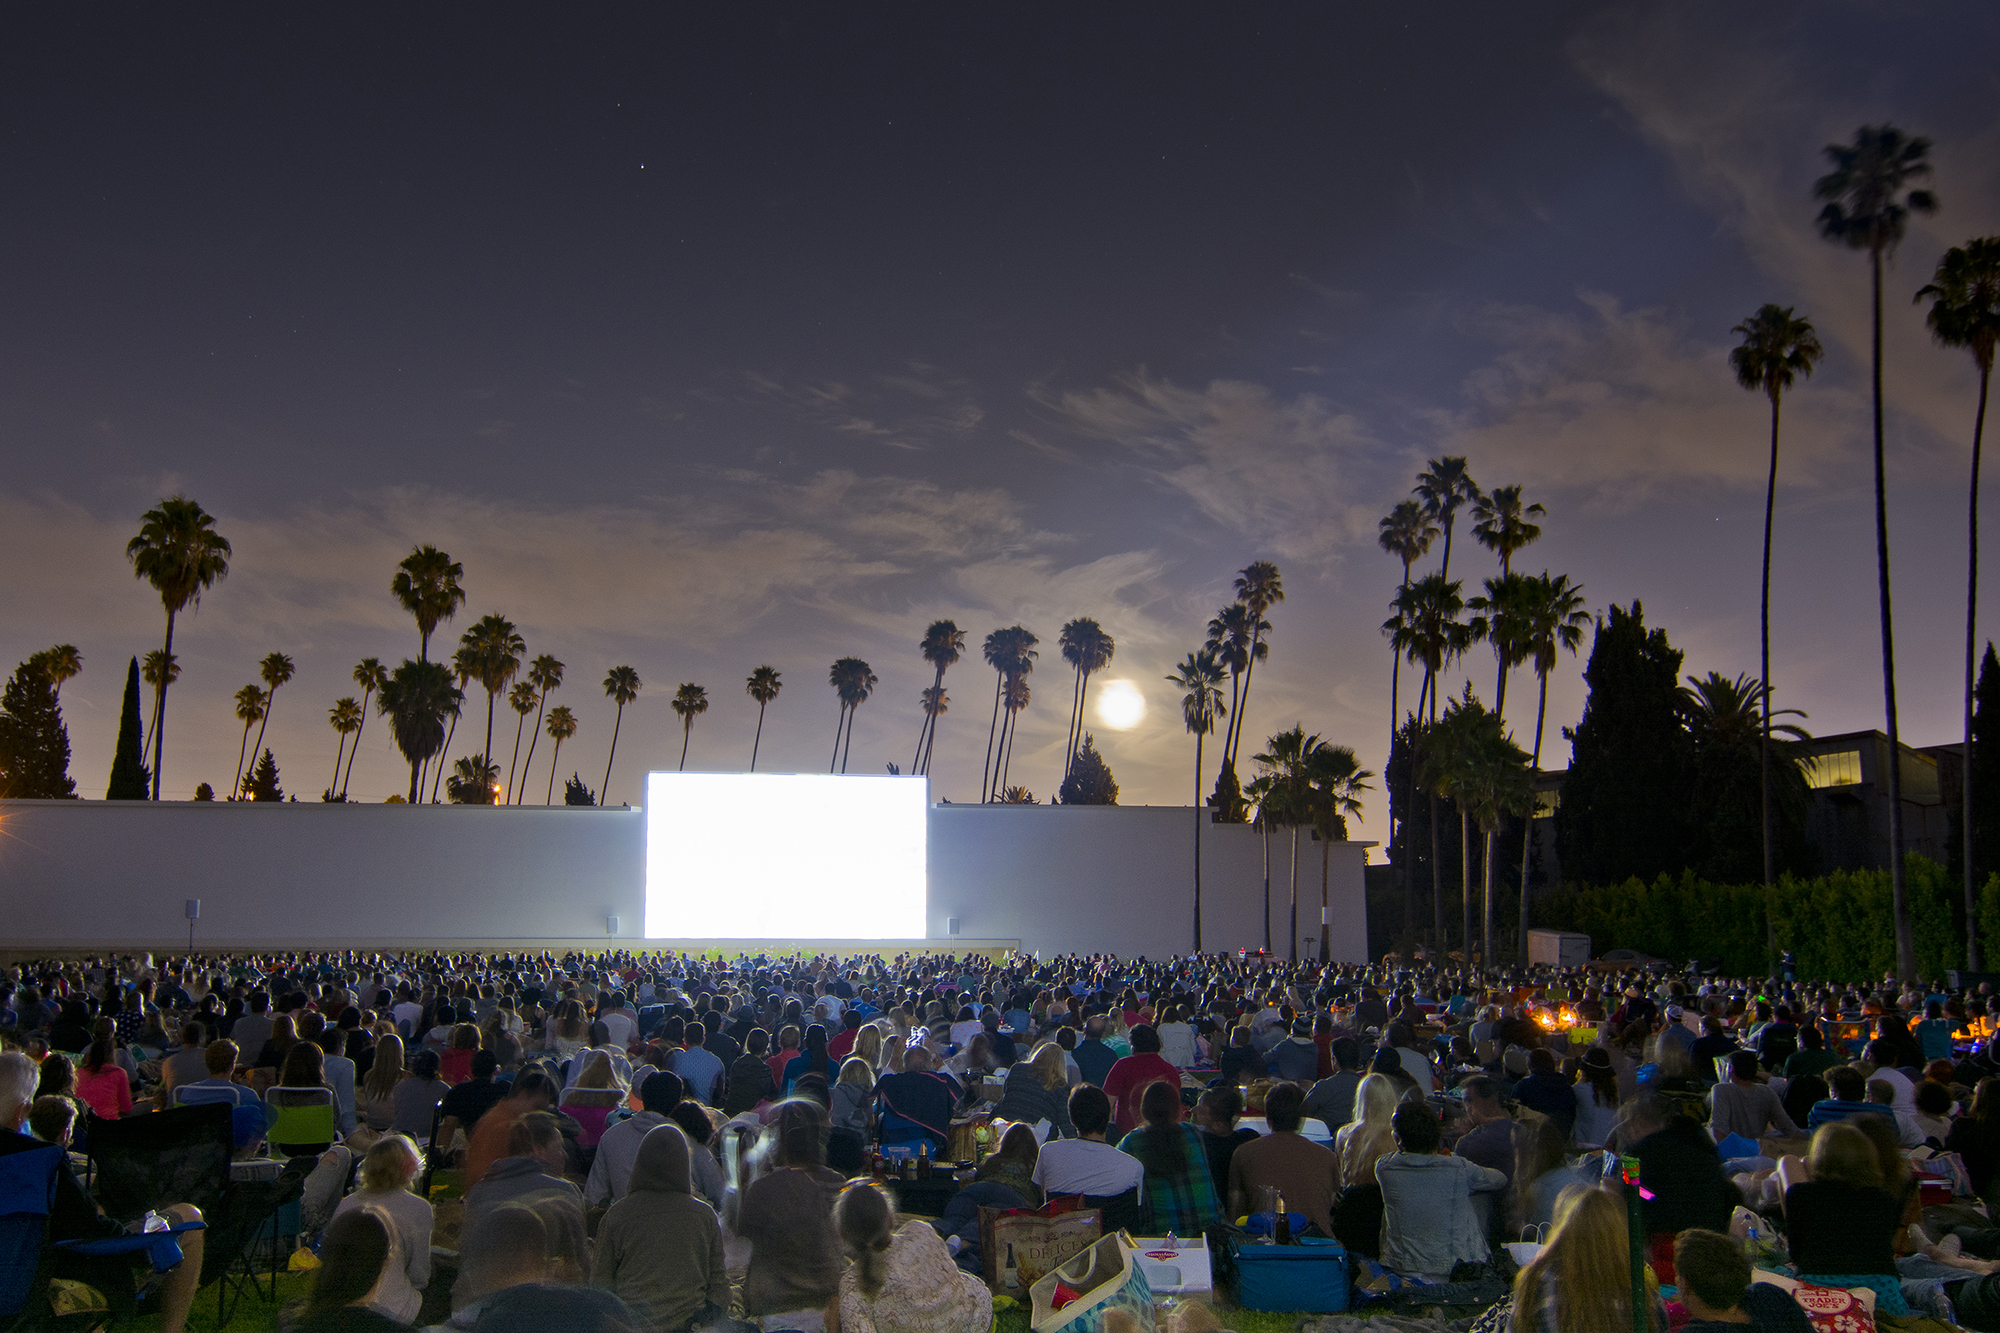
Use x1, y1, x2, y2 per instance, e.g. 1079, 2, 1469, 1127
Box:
1232, 1236, 1348, 1312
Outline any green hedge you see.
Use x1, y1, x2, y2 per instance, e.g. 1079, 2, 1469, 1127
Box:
1531, 857, 1997, 983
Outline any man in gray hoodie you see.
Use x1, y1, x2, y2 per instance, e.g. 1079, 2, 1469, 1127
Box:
594, 1124, 730, 1332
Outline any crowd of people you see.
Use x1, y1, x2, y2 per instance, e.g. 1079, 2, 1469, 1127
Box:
9, 946, 2000, 1331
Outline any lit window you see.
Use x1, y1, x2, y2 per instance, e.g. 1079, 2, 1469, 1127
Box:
1804, 750, 1862, 789
1533, 789, 1559, 818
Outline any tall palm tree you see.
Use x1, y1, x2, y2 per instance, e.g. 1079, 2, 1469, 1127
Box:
832, 658, 878, 774
1378, 499, 1439, 755
1918, 237, 2000, 969
1229, 562, 1285, 772
40, 645, 81, 704
980, 628, 1037, 801
231, 684, 266, 798
913, 621, 965, 776
1731, 302, 1825, 900
377, 659, 461, 803
829, 658, 859, 772
918, 686, 948, 777
1515, 573, 1591, 959
1167, 649, 1228, 952
1414, 456, 1482, 581
1816, 123, 1938, 983
433, 645, 480, 803
461, 614, 525, 777
672, 683, 709, 771
126, 495, 231, 799
1420, 691, 1486, 960
1386, 574, 1479, 949
998, 671, 1030, 793
1470, 485, 1545, 576
1244, 771, 1279, 952
1459, 715, 1533, 965
1254, 726, 1323, 962
745, 666, 782, 772
504, 681, 538, 799
543, 705, 578, 804
342, 657, 388, 798
1204, 603, 1266, 814
1468, 572, 1534, 724
1059, 619, 1116, 782
328, 697, 362, 795
247, 652, 295, 779
513, 655, 564, 804
390, 545, 465, 663
1307, 743, 1372, 960
141, 650, 179, 771
600, 665, 642, 804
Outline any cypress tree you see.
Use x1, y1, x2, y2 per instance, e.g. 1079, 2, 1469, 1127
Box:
0, 655, 77, 799
106, 657, 151, 799
1058, 732, 1120, 805
246, 749, 283, 802
1554, 602, 1694, 886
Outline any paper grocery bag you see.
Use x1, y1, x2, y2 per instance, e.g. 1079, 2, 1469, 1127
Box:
980, 1195, 1102, 1290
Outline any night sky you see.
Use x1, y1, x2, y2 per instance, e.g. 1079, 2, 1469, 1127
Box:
4, 4, 1999, 848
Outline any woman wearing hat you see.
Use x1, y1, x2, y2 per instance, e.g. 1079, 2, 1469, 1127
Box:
1573, 1047, 1620, 1147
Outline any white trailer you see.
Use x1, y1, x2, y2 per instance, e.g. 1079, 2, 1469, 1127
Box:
1527, 929, 1592, 968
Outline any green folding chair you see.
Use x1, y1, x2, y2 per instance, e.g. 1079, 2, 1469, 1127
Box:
262, 1089, 336, 1157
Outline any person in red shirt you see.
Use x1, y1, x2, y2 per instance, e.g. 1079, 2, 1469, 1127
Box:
827, 1013, 863, 1062
1102, 1025, 1179, 1136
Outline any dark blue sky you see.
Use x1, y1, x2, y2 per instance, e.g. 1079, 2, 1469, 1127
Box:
4, 3, 1998, 840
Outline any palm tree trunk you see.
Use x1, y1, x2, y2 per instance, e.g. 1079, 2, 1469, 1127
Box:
1520, 669, 1550, 961
603, 702, 625, 804
1193, 731, 1205, 953
1261, 820, 1271, 952
1232, 646, 1262, 772
1288, 824, 1300, 962
1761, 385, 1781, 971
1869, 244, 1916, 983
1460, 804, 1474, 965
1222, 668, 1244, 775
515, 692, 544, 805
151, 611, 175, 800
331, 733, 347, 794
1064, 666, 1082, 782
484, 691, 498, 775
547, 738, 563, 804
1481, 825, 1496, 965
989, 702, 1011, 802
680, 719, 692, 771
752, 702, 768, 772
981, 674, 1003, 802
1320, 826, 1331, 961
507, 712, 528, 800
407, 755, 421, 804
999, 707, 1017, 794
841, 706, 857, 774
250, 684, 279, 777
234, 719, 254, 799
343, 688, 373, 797
1430, 790, 1444, 948
1967, 360, 1991, 970
1494, 659, 1508, 726
831, 703, 847, 773
1392, 565, 1410, 943
432, 710, 458, 803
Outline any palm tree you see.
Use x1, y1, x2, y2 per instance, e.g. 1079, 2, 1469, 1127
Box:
998, 671, 1030, 793
1244, 771, 1278, 952
513, 655, 564, 804
1204, 603, 1265, 815
141, 650, 180, 771
446, 754, 500, 804
1420, 691, 1486, 960
1731, 302, 1825, 900
1378, 499, 1439, 754
126, 495, 231, 799
247, 651, 295, 780
1470, 485, 1545, 576
390, 545, 466, 663
1058, 619, 1117, 783
601, 666, 642, 804
1918, 237, 2000, 969
1414, 456, 1482, 581
504, 681, 538, 799
342, 657, 388, 798
980, 628, 1037, 801
1468, 572, 1534, 723
327, 697, 362, 794
918, 686, 948, 776
1816, 124, 1938, 983
231, 684, 267, 798
433, 645, 479, 803
543, 706, 578, 804
1254, 726, 1321, 962
1514, 572, 1591, 959
39, 645, 81, 703
1386, 573, 1479, 949
377, 659, 461, 803
1307, 743, 1372, 960
830, 658, 878, 774
913, 621, 965, 775
672, 683, 709, 770
1229, 562, 1284, 772
461, 614, 524, 777
745, 666, 782, 771
1459, 716, 1533, 965
1167, 649, 1229, 952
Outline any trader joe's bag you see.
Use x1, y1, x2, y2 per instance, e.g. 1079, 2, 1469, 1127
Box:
1029, 1233, 1154, 1333
1751, 1269, 1877, 1333
979, 1196, 1102, 1291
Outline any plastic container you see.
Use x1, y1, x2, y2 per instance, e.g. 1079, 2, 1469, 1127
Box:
1232, 1236, 1347, 1313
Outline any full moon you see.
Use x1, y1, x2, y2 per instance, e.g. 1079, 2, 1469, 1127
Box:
1094, 679, 1146, 731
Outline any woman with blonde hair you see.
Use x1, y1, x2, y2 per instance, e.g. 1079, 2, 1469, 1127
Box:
877, 1034, 907, 1077
852, 1025, 883, 1070
1776, 1119, 1908, 1315
834, 1178, 991, 1333
1329, 1071, 1401, 1259
831, 1057, 875, 1136
988, 1042, 1076, 1138
330, 1135, 433, 1324
546, 1000, 589, 1059
360, 1034, 407, 1132
1510, 1184, 1664, 1333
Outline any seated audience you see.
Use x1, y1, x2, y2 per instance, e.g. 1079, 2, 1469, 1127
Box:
1033, 1084, 1144, 1200
592, 1124, 729, 1333
1509, 1183, 1669, 1333
1118, 1080, 1220, 1234
1672, 1227, 1814, 1333
835, 1179, 992, 1333
737, 1099, 845, 1327
1377, 1101, 1506, 1279
1709, 1049, 1801, 1143
330, 1136, 433, 1327
1228, 1083, 1339, 1237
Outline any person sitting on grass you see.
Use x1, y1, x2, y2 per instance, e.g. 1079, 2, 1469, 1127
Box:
1670, 1227, 1811, 1333
1507, 1184, 1667, 1333
1119, 1080, 1220, 1234
330, 1136, 433, 1326
1376, 1101, 1505, 1281
288, 1208, 407, 1333
592, 1124, 729, 1333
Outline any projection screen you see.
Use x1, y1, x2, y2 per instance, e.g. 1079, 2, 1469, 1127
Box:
645, 772, 929, 939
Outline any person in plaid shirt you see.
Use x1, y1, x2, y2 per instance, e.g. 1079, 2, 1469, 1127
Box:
1117, 1080, 1220, 1233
